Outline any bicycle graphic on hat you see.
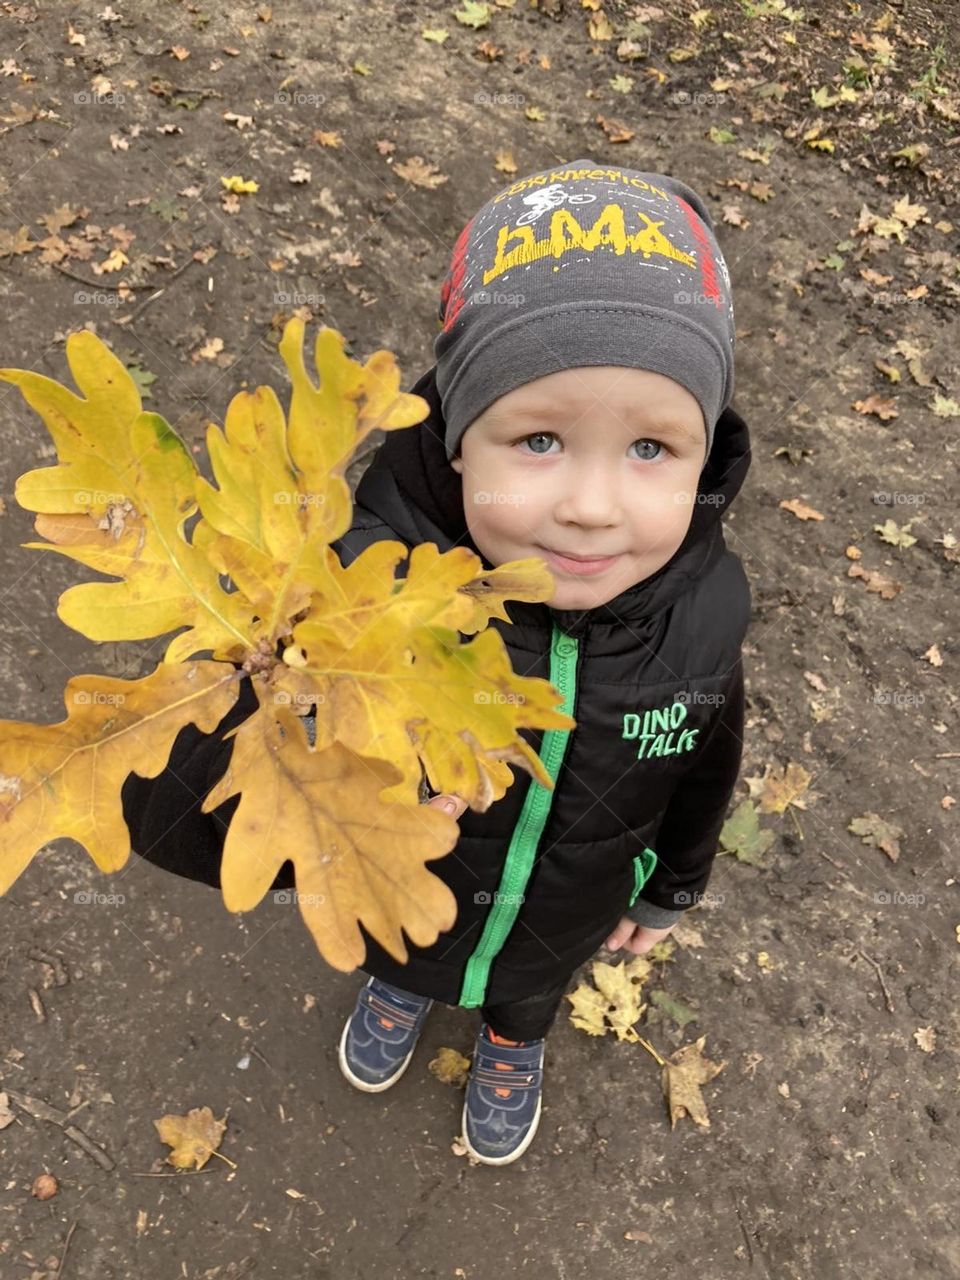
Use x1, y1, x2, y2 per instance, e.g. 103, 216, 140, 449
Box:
515, 183, 598, 226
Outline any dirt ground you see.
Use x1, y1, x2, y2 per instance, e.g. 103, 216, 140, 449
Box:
1, 1, 958, 1277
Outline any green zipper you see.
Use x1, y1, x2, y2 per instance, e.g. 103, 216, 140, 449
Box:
457, 624, 579, 1008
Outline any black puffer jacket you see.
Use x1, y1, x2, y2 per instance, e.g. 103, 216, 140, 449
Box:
122, 364, 752, 1009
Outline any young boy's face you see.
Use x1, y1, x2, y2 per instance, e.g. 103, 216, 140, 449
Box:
450, 366, 707, 610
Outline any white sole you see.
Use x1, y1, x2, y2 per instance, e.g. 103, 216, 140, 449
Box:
336, 998, 431, 1093
460, 1094, 543, 1165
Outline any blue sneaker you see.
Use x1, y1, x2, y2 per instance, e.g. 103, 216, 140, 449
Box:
338, 976, 434, 1093
461, 1023, 545, 1165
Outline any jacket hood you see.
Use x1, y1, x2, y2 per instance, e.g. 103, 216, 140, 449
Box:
352, 364, 751, 641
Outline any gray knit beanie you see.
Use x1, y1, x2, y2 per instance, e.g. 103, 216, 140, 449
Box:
434, 159, 735, 465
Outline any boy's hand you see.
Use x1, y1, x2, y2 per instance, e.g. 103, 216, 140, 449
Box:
605, 915, 678, 955
423, 792, 468, 821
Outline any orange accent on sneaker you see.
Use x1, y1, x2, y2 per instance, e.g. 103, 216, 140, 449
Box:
485, 1026, 526, 1097
378, 1017, 395, 1029
487, 1028, 526, 1047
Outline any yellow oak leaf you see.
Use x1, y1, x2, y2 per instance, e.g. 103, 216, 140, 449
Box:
0, 663, 238, 894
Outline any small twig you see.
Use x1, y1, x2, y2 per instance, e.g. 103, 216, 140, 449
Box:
63, 1124, 115, 1171
933, 752, 959, 758
28, 948, 69, 986
27, 987, 46, 1022
248, 1043, 273, 1071
817, 848, 845, 871
53, 1220, 78, 1279
124, 252, 202, 325
855, 949, 895, 1013
126, 1168, 215, 1177
50, 261, 156, 291
5, 1089, 115, 1171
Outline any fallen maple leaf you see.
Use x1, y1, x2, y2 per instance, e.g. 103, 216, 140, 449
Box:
718, 798, 775, 866
454, 0, 490, 29
567, 955, 651, 1041
755, 761, 814, 814
154, 1106, 229, 1170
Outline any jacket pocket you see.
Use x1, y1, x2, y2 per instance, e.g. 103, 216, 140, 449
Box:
628, 847, 658, 907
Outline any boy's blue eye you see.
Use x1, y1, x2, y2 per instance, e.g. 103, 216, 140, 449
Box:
516, 431, 664, 461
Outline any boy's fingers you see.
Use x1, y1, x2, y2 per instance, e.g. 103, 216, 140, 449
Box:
426, 793, 467, 820
605, 918, 635, 950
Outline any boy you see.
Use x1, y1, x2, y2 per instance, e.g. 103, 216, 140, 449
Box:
123, 160, 751, 1167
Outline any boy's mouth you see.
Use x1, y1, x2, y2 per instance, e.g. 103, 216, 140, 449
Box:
538, 546, 623, 576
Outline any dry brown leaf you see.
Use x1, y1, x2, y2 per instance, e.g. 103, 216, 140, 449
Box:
852, 394, 898, 420
596, 114, 634, 143
922, 643, 943, 667
662, 1036, 725, 1129
428, 1046, 471, 1086
847, 562, 902, 599
394, 156, 449, 189
848, 812, 903, 862
779, 498, 825, 521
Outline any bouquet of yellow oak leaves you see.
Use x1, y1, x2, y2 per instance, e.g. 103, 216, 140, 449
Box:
0, 320, 575, 973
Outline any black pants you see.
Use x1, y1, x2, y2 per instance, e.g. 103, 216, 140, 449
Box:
481, 978, 571, 1040
366, 974, 571, 1041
